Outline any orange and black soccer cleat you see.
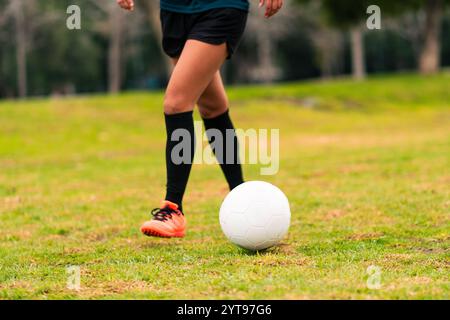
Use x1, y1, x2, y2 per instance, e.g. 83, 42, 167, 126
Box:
140, 201, 186, 238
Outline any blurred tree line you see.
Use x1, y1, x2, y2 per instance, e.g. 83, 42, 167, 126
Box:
0, 0, 449, 99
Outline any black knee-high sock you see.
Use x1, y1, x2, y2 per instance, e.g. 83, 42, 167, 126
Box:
203, 110, 244, 190
165, 111, 195, 212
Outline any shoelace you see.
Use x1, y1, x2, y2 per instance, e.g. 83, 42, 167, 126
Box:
151, 207, 179, 222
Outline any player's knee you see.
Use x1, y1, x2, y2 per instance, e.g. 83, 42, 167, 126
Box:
198, 97, 228, 119
164, 92, 194, 115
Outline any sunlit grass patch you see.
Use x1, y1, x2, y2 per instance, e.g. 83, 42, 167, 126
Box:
0, 73, 449, 299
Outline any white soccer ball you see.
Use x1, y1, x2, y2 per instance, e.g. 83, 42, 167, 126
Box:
219, 181, 291, 251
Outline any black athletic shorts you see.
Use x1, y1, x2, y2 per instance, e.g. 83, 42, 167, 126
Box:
160, 8, 248, 59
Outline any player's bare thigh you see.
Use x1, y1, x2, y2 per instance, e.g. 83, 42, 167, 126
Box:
169, 54, 228, 118
163, 40, 227, 115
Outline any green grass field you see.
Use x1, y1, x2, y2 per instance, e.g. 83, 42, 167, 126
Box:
0, 74, 449, 299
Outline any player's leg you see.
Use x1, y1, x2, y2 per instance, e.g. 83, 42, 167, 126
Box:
163, 40, 227, 206
198, 72, 244, 190
197, 72, 228, 118
141, 39, 228, 238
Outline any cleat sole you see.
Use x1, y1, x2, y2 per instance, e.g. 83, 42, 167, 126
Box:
141, 228, 185, 238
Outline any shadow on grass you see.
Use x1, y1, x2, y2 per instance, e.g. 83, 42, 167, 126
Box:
138, 239, 185, 249
236, 242, 291, 256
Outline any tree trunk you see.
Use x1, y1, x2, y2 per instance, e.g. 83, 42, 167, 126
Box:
254, 26, 279, 83
13, 0, 27, 98
419, 0, 443, 74
108, 6, 124, 93
313, 29, 344, 79
350, 27, 366, 80
144, 0, 173, 77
